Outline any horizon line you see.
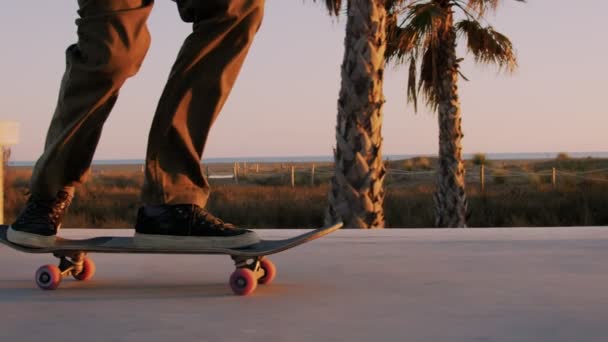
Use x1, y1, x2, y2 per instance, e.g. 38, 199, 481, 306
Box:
9, 151, 608, 165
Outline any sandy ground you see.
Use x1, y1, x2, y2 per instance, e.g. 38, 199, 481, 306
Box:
1, 227, 608, 342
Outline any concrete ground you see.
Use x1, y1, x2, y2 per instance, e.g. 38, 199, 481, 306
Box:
1, 227, 608, 342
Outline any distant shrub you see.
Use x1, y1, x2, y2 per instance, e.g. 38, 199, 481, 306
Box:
556, 152, 570, 160
10, 174, 29, 189
384, 159, 394, 169
241, 174, 285, 186
412, 157, 432, 170
520, 162, 533, 172
92, 174, 142, 189
493, 169, 507, 184
403, 159, 414, 171
472, 153, 488, 166
528, 174, 552, 186
400, 157, 434, 171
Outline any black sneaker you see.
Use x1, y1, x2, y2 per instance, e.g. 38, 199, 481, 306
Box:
7, 191, 72, 248
133, 204, 260, 249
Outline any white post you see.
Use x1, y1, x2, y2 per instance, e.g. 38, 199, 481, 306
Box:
291, 165, 295, 188
311, 164, 316, 186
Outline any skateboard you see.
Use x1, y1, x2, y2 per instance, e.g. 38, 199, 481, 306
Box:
0, 222, 342, 296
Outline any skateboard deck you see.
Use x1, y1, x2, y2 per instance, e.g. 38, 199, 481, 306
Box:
0, 222, 342, 295
0, 223, 342, 256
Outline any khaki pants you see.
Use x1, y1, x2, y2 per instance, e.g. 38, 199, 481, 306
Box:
30, 0, 264, 207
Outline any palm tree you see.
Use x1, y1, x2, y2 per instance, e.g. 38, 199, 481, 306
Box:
314, 0, 406, 228
386, 0, 521, 227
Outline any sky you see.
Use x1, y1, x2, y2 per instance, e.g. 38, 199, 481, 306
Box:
0, 0, 606, 162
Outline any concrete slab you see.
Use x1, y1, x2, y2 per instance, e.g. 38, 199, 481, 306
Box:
1, 227, 608, 342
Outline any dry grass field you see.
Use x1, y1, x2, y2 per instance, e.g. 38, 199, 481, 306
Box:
3, 157, 608, 228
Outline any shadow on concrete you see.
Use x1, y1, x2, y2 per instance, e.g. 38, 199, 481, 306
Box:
0, 279, 236, 302
0, 279, 318, 302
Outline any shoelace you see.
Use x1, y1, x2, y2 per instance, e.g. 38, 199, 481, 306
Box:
16, 191, 71, 227
17, 200, 67, 226
192, 206, 232, 229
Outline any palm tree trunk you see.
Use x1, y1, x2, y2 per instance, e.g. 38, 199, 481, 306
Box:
325, 0, 387, 228
434, 11, 468, 228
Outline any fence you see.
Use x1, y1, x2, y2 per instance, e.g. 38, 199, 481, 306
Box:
205, 162, 335, 187
203, 161, 608, 190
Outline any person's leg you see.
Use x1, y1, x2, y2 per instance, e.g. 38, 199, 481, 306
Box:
135, 0, 265, 249
31, 0, 153, 201
141, 0, 264, 208
9, 0, 153, 247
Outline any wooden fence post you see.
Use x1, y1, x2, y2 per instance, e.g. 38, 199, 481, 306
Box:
480, 164, 485, 192
552, 167, 556, 189
311, 163, 316, 186
291, 165, 295, 188
256, 163, 259, 173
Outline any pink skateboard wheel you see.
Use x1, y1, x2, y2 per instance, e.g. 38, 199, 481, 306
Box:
35, 264, 62, 290
230, 268, 257, 296
73, 257, 96, 281
258, 258, 276, 285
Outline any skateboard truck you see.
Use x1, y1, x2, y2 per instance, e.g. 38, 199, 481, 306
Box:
55, 252, 86, 277
229, 256, 276, 295
34, 252, 97, 290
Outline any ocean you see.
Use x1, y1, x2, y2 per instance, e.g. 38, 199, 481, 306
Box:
8, 152, 608, 167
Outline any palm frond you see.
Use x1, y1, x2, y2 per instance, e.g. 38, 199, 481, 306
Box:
386, 0, 408, 13
385, 15, 415, 62
407, 55, 419, 112
406, 2, 446, 47
456, 19, 517, 72
312, 0, 344, 16
419, 47, 439, 111
464, 0, 526, 17
385, 2, 445, 63
385, 1, 451, 111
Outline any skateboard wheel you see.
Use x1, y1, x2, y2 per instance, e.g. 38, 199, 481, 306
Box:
229, 268, 257, 296
258, 259, 276, 285
73, 257, 96, 281
35, 265, 62, 290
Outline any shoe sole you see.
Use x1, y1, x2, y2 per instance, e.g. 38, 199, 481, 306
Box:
7, 227, 57, 248
133, 231, 261, 249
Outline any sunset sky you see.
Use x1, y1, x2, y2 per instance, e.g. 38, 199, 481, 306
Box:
0, 0, 606, 162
